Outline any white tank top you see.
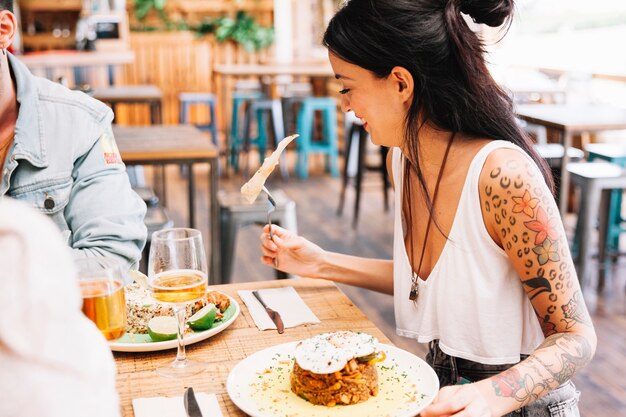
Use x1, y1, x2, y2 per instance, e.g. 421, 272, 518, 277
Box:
392, 140, 545, 365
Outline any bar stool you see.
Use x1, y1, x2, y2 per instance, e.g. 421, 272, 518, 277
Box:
338, 116, 390, 229
218, 189, 297, 284
238, 98, 287, 179
178, 92, 219, 145
585, 143, 626, 255
229, 91, 265, 171
568, 161, 626, 288
295, 97, 339, 179
138, 196, 174, 273
280, 82, 313, 135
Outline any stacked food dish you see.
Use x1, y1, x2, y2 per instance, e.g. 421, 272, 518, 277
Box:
290, 331, 386, 407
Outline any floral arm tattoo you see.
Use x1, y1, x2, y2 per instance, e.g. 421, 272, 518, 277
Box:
480, 151, 595, 408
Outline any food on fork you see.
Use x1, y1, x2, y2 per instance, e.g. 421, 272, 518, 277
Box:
240, 134, 298, 203
290, 331, 386, 406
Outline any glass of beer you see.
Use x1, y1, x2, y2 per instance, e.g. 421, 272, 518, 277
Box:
77, 257, 126, 341
148, 228, 208, 378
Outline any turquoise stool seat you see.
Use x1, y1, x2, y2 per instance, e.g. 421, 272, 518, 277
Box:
239, 98, 287, 179
295, 97, 339, 179
585, 143, 626, 257
229, 91, 265, 170
178, 92, 218, 145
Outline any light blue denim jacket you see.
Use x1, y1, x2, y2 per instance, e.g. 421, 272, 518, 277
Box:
1, 53, 147, 269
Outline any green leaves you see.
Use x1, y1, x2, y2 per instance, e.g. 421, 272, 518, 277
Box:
132, 4, 274, 52
207, 11, 274, 52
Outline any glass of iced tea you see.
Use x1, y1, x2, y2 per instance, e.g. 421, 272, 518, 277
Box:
77, 257, 126, 341
148, 228, 208, 378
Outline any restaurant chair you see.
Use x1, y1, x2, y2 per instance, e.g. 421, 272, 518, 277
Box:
295, 97, 339, 179
238, 98, 288, 179
132, 185, 173, 273
338, 115, 390, 229
218, 189, 297, 284
178, 92, 219, 145
585, 143, 626, 258
229, 91, 265, 171
280, 82, 314, 135
568, 161, 626, 290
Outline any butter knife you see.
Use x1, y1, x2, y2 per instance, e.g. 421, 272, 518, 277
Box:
252, 290, 285, 334
184, 387, 203, 417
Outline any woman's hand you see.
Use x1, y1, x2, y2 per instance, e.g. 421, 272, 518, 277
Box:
260, 225, 325, 278
420, 383, 493, 417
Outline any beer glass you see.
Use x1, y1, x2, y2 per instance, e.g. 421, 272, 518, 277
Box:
77, 257, 126, 341
148, 228, 208, 378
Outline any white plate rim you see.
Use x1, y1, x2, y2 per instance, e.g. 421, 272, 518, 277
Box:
109, 295, 240, 352
226, 340, 439, 417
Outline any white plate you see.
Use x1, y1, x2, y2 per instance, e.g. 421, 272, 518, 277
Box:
227, 341, 439, 417
109, 296, 240, 352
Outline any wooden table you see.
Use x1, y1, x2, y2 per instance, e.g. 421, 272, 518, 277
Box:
515, 104, 626, 216
113, 125, 220, 282
114, 278, 391, 417
19, 50, 135, 85
94, 85, 164, 124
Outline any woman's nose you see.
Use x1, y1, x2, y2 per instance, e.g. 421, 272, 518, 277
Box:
340, 95, 351, 113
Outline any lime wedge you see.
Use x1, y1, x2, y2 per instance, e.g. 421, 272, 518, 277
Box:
147, 316, 178, 342
187, 304, 217, 331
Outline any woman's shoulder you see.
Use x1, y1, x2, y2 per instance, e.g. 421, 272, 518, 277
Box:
479, 142, 545, 190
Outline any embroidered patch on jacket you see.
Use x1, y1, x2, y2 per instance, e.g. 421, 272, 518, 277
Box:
99, 127, 123, 165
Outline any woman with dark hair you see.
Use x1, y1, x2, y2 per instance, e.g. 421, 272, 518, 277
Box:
260, 0, 595, 416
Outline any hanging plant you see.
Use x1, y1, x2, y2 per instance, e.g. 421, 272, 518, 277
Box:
194, 11, 274, 52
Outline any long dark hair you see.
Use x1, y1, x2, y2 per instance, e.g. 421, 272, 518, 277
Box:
323, 0, 555, 216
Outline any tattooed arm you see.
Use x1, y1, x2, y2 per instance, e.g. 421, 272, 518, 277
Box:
479, 148, 596, 415
422, 148, 596, 417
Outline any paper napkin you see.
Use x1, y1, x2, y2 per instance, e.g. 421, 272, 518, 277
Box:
132, 392, 223, 417
238, 286, 321, 331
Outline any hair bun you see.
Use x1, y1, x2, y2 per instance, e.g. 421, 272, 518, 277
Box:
459, 0, 514, 27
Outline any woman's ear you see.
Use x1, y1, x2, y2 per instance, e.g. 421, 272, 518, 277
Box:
0, 11, 17, 50
390, 66, 414, 103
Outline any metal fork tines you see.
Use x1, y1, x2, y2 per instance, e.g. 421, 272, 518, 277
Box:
261, 186, 278, 268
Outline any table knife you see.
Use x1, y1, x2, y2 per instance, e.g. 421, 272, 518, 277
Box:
252, 290, 285, 334
184, 387, 203, 417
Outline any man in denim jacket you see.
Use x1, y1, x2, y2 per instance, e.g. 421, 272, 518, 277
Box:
0, 5, 146, 269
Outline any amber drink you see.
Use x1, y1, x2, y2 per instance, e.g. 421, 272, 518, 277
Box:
80, 279, 126, 340
76, 257, 126, 341
150, 270, 207, 304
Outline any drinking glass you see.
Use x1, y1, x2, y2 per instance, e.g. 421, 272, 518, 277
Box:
148, 228, 208, 378
77, 257, 126, 341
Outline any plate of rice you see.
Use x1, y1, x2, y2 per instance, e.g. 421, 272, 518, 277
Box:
226, 331, 439, 417
109, 281, 240, 352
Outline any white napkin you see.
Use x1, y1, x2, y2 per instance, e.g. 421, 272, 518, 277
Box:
238, 286, 321, 330
132, 392, 223, 417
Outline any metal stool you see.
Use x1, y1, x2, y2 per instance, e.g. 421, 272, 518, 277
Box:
585, 143, 626, 256
139, 204, 174, 273
295, 97, 339, 179
229, 91, 265, 171
179, 92, 219, 145
569, 161, 626, 289
338, 115, 389, 229
239, 98, 287, 179
218, 189, 297, 284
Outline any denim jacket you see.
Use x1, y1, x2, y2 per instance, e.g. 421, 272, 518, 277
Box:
1, 53, 147, 269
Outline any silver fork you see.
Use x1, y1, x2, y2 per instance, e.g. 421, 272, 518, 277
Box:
261, 186, 278, 268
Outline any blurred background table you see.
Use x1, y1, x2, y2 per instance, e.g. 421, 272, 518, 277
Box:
113, 125, 219, 281
113, 278, 391, 417
515, 104, 626, 216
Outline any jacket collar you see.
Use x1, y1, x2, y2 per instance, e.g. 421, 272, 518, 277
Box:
8, 53, 47, 168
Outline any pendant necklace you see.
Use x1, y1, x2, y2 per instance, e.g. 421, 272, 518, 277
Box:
408, 132, 456, 301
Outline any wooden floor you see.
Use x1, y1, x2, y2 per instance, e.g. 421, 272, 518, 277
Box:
152, 155, 626, 417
